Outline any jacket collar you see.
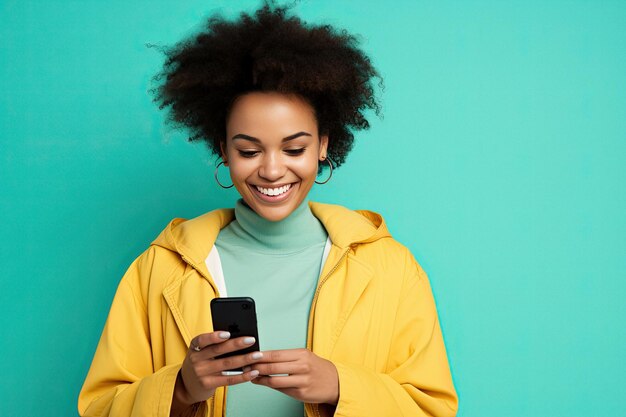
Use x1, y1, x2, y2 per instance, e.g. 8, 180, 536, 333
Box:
151, 201, 391, 267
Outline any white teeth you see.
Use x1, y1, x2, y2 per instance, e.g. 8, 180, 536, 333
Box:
255, 184, 292, 196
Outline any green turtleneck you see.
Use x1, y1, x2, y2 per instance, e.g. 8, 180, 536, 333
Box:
214, 198, 328, 416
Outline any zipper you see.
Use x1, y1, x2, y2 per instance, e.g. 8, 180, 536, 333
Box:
306, 246, 351, 417
307, 247, 350, 349
220, 387, 226, 417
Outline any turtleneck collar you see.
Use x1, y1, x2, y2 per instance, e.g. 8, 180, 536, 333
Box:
227, 198, 328, 253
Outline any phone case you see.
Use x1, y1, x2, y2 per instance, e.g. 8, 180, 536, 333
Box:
210, 297, 260, 371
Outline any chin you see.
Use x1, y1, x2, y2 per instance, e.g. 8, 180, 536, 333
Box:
254, 204, 295, 222
240, 181, 309, 222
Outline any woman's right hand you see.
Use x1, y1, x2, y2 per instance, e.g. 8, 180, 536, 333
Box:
171, 331, 263, 415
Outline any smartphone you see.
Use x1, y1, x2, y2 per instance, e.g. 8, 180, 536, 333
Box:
210, 297, 260, 373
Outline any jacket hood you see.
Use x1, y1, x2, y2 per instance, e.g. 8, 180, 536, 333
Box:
151, 201, 391, 267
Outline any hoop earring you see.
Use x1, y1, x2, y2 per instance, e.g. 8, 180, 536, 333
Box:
315, 157, 334, 185
214, 160, 234, 189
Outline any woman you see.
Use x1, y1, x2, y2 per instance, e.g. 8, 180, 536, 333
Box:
79, 5, 458, 417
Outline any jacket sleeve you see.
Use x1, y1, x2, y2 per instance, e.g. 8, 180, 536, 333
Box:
330, 254, 458, 417
77, 251, 205, 417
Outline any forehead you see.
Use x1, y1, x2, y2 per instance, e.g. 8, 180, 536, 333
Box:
226, 92, 318, 138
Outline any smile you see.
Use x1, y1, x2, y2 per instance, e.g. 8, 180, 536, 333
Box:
249, 182, 297, 203
255, 184, 291, 196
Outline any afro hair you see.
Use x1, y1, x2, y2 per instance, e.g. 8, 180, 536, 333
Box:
151, 3, 382, 170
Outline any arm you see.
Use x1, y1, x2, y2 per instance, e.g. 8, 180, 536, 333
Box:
330, 256, 458, 417
78, 250, 265, 417
77, 252, 195, 417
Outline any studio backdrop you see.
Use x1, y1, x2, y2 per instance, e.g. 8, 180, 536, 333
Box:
1, 1, 624, 416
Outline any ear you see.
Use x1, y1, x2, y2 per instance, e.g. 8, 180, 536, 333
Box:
219, 140, 229, 166
319, 135, 329, 160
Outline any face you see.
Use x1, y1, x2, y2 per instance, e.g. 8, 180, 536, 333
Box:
222, 92, 329, 222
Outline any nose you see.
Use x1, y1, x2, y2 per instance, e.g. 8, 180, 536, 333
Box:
258, 152, 286, 182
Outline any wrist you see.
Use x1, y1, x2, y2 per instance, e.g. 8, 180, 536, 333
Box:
170, 371, 196, 416
326, 360, 340, 405
326, 386, 339, 406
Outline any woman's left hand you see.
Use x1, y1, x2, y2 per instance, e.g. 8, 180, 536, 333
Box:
247, 348, 339, 405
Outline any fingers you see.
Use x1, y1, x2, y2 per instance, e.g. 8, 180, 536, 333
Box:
181, 350, 263, 400
200, 351, 265, 375
187, 338, 264, 378
189, 331, 231, 352
252, 374, 306, 389
189, 332, 258, 360
250, 360, 308, 376
255, 349, 306, 363
180, 333, 264, 404
211, 369, 261, 387
246, 349, 311, 377
200, 336, 258, 360
180, 364, 261, 404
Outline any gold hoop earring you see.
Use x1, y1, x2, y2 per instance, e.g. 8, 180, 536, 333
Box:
214, 160, 234, 189
315, 157, 334, 185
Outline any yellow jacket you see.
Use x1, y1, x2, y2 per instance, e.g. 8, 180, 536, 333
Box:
79, 202, 458, 417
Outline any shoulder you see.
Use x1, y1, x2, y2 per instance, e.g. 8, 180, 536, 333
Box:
309, 201, 393, 249
317, 202, 427, 282
144, 207, 235, 267
117, 207, 232, 295
353, 234, 421, 274
118, 245, 188, 297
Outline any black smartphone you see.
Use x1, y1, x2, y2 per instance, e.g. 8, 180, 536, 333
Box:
210, 297, 260, 373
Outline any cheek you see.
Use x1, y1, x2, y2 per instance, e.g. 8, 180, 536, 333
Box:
293, 156, 320, 181
228, 159, 253, 179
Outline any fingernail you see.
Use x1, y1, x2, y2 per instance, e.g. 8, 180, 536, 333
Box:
251, 352, 263, 360
242, 366, 252, 372
243, 337, 255, 344
250, 370, 259, 378
219, 332, 231, 339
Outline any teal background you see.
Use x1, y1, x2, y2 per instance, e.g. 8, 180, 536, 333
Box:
1, 0, 624, 416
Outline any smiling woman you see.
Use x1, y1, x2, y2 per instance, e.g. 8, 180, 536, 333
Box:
78, 4, 458, 417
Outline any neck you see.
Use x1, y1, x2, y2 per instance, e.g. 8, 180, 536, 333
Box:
229, 198, 328, 253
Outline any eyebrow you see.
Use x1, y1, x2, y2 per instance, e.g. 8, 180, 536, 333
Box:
231, 131, 312, 143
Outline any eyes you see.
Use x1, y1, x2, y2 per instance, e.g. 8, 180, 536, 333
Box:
237, 148, 306, 158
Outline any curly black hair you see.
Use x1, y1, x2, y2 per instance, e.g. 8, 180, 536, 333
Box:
150, 3, 382, 170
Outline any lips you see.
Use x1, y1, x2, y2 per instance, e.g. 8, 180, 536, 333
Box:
249, 182, 297, 203
255, 183, 292, 196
